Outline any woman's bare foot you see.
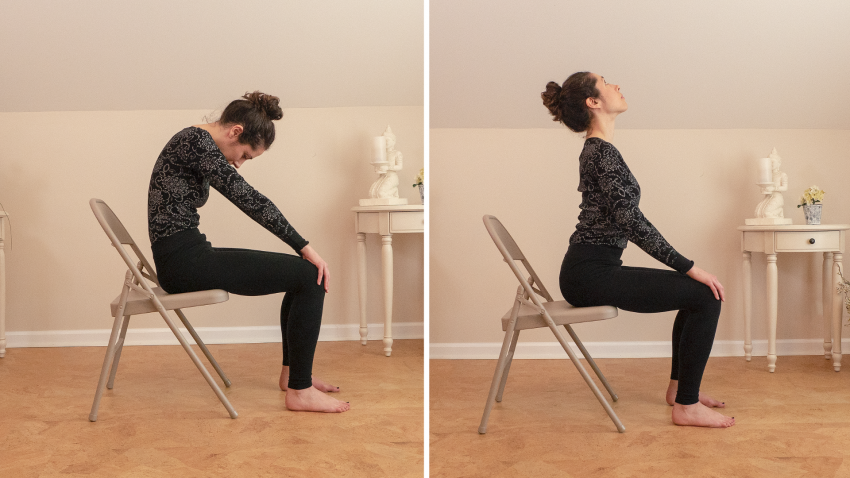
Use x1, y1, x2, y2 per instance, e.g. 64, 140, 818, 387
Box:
279, 366, 340, 393
285, 386, 350, 413
671, 402, 734, 428
666, 380, 725, 408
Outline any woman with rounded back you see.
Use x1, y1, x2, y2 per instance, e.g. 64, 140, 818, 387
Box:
542, 73, 732, 428
148, 91, 348, 413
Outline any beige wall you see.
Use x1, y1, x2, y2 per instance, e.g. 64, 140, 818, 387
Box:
431, 128, 850, 352
0, 106, 423, 337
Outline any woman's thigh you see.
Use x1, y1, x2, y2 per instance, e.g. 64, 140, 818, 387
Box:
166, 247, 318, 296
570, 265, 713, 314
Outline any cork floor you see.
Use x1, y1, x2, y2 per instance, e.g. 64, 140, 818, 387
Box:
431, 355, 850, 478
0, 340, 423, 477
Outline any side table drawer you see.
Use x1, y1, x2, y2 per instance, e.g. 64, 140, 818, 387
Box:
390, 211, 424, 233
775, 231, 840, 251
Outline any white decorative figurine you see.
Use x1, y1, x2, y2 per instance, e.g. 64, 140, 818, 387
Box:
745, 147, 792, 225
360, 126, 408, 206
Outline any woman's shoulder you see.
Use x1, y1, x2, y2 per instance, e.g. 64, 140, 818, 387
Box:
162, 126, 221, 158
168, 126, 215, 147
581, 137, 623, 167
584, 137, 620, 154
158, 127, 224, 170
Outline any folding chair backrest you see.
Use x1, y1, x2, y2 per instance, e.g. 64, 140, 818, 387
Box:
91, 199, 134, 245
482, 215, 553, 303
90, 198, 159, 287
483, 215, 524, 261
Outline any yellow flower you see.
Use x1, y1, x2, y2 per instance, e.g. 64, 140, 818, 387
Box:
799, 185, 825, 206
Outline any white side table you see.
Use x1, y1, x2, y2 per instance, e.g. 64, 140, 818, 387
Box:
0, 210, 7, 358
739, 224, 849, 372
353, 205, 424, 356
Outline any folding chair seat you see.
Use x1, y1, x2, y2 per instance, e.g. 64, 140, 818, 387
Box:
479, 215, 625, 433
88, 198, 237, 421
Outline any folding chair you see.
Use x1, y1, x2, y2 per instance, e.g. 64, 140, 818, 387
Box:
479, 215, 625, 433
88, 198, 237, 421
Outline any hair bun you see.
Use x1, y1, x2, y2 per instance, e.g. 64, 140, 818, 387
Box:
242, 91, 283, 121
541, 81, 563, 122
541, 73, 597, 132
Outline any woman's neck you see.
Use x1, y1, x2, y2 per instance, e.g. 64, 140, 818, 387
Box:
194, 122, 227, 148
194, 122, 218, 136
585, 116, 616, 142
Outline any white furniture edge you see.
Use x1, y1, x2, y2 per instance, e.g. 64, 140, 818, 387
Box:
351, 205, 425, 212
737, 224, 850, 231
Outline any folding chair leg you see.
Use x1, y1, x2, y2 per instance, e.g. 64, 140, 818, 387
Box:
174, 309, 231, 387
563, 324, 618, 402
155, 306, 238, 419
107, 315, 131, 390
496, 329, 520, 403
90, 288, 130, 422
548, 321, 625, 433
479, 319, 518, 434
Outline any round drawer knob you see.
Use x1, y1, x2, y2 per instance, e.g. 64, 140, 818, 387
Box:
809, 238, 816, 244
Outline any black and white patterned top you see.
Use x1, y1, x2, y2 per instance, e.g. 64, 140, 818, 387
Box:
569, 137, 693, 274
147, 127, 308, 252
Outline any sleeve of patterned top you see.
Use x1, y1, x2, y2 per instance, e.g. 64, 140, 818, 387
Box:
196, 147, 309, 253
596, 143, 693, 274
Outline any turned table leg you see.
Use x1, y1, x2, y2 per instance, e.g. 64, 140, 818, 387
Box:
766, 254, 778, 372
743, 251, 752, 361
824, 252, 834, 359
381, 234, 394, 357
357, 233, 368, 345
832, 253, 843, 371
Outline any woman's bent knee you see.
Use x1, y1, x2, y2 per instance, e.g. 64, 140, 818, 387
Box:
291, 260, 326, 295
691, 284, 722, 316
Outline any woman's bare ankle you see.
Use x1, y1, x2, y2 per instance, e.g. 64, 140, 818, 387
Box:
665, 380, 678, 405
665, 381, 725, 408
279, 365, 289, 391
279, 366, 339, 393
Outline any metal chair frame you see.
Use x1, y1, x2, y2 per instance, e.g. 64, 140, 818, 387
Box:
480, 215, 625, 433
89, 198, 237, 421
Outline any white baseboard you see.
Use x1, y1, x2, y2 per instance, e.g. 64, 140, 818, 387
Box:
5, 322, 423, 348
430, 338, 850, 359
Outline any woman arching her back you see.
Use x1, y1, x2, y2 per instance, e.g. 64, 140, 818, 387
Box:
542, 72, 733, 428
148, 91, 349, 413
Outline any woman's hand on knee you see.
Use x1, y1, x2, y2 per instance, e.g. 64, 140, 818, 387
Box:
300, 245, 330, 292
686, 265, 724, 301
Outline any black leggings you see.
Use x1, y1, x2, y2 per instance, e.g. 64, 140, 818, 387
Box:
152, 228, 325, 390
559, 244, 721, 405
